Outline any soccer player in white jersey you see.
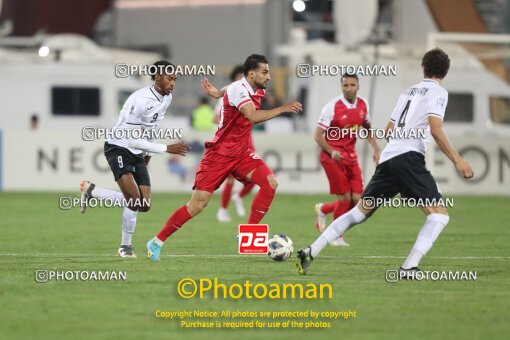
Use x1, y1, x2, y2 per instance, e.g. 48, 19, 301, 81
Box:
297, 48, 474, 276
80, 60, 188, 258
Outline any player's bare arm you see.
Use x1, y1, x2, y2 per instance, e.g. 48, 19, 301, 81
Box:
384, 121, 394, 141
166, 142, 189, 156
314, 126, 342, 161
363, 121, 380, 164
429, 116, 473, 179
239, 101, 302, 124
201, 78, 227, 99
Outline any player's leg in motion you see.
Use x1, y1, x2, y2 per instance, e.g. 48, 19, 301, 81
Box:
217, 176, 235, 222
326, 192, 352, 246
297, 200, 374, 275
245, 165, 277, 224
80, 173, 150, 258
400, 206, 449, 276
147, 190, 212, 260
231, 182, 255, 217
315, 202, 335, 231
315, 160, 351, 245
117, 174, 151, 257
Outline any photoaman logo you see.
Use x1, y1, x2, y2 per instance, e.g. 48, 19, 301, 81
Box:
238, 224, 269, 254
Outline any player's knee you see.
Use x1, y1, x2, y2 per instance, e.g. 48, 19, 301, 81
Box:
124, 194, 142, 211
188, 199, 208, 216
267, 176, 278, 191
138, 204, 151, 213
338, 192, 351, 202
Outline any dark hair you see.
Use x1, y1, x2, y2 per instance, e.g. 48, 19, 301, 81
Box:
229, 65, 244, 81
421, 48, 450, 79
200, 96, 209, 105
151, 60, 175, 80
341, 73, 358, 83
243, 54, 268, 76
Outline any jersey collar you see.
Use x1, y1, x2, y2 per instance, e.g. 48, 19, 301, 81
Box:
240, 77, 255, 95
340, 96, 357, 108
423, 79, 439, 85
150, 85, 164, 102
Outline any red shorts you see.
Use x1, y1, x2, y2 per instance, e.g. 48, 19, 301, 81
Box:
193, 149, 266, 192
321, 158, 363, 195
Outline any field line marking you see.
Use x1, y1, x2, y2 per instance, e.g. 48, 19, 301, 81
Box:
0, 254, 508, 259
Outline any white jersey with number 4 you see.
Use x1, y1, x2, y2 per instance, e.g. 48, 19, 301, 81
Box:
107, 85, 172, 155
379, 79, 448, 164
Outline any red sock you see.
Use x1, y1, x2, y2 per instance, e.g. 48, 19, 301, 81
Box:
333, 201, 351, 219
239, 182, 255, 198
247, 166, 275, 224
221, 181, 234, 208
156, 205, 192, 242
320, 202, 336, 215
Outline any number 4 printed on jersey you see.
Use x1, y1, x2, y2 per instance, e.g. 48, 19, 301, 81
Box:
397, 100, 411, 128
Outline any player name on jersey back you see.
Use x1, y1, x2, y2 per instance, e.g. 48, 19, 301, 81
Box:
379, 79, 448, 164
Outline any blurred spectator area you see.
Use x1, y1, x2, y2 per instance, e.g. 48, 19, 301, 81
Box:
0, 0, 110, 36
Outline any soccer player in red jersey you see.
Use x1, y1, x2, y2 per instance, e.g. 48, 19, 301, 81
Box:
215, 65, 256, 222
146, 54, 302, 260
314, 73, 380, 246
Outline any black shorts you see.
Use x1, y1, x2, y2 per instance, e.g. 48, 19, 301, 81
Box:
361, 151, 441, 204
104, 142, 151, 186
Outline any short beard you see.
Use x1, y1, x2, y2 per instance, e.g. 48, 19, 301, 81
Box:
254, 81, 267, 90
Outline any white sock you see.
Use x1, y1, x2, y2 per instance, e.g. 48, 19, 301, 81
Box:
402, 213, 449, 269
91, 186, 125, 206
121, 207, 138, 245
311, 207, 367, 258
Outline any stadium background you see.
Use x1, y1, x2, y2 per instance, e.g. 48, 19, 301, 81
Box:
0, 0, 509, 339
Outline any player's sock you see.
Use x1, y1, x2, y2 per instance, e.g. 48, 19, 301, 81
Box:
333, 200, 351, 219
310, 207, 366, 258
239, 183, 255, 198
320, 202, 336, 215
221, 181, 234, 209
402, 213, 449, 269
156, 205, 192, 242
91, 186, 125, 206
247, 166, 276, 224
121, 207, 138, 245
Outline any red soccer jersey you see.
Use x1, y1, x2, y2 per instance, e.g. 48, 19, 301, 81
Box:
317, 95, 370, 165
205, 77, 264, 156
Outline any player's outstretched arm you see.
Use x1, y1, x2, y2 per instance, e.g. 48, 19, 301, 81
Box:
429, 116, 473, 179
314, 127, 342, 161
201, 78, 227, 99
240, 101, 302, 124
166, 142, 189, 156
127, 134, 189, 156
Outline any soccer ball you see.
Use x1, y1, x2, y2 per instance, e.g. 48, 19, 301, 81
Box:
267, 234, 294, 261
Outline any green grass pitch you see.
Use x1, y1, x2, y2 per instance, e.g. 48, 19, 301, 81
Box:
0, 192, 509, 339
